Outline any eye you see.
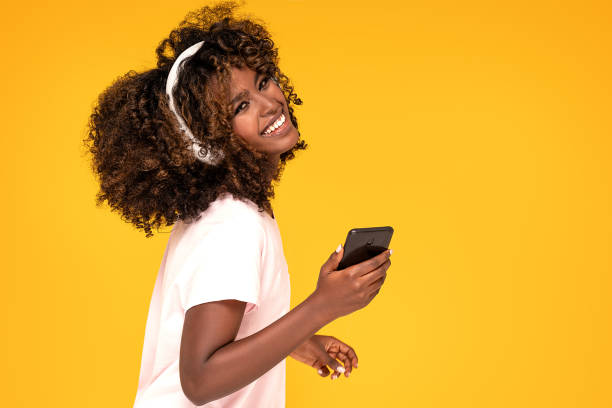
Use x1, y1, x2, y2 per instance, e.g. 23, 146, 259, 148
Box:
259, 76, 270, 90
234, 101, 248, 115
233, 76, 273, 115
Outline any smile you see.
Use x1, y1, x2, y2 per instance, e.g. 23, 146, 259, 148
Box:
261, 113, 290, 137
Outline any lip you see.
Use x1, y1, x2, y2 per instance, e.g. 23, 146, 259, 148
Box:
261, 110, 291, 138
261, 111, 283, 135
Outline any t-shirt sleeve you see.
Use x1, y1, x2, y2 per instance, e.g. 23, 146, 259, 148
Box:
179, 212, 265, 315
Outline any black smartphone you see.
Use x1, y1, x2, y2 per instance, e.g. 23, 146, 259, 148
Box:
338, 226, 394, 270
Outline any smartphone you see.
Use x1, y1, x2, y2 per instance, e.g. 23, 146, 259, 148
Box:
338, 226, 394, 270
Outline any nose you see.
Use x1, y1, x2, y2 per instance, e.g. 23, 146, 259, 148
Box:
256, 92, 281, 117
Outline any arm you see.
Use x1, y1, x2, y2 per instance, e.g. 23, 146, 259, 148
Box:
179, 246, 392, 406
180, 292, 329, 405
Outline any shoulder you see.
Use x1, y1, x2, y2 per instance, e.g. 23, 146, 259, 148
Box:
205, 193, 265, 225
178, 193, 266, 242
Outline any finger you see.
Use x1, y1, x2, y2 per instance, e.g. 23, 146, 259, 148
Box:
336, 342, 358, 371
312, 359, 331, 377
321, 244, 344, 273
336, 351, 352, 377
348, 348, 359, 369
331, 340, 356, 375
360, 259, 390, 286
325, 345, 339, 360
336, 342, 359, 369
325, 356, 345, 380
351, 249, 392, 277
366, 269, 388, 290
367, 286, 382, 300
314, 362, 331, 377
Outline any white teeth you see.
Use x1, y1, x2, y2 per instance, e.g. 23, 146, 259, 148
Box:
263, 113, 285, 134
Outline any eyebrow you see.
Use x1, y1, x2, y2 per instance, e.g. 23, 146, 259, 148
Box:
230, 71, 262, 106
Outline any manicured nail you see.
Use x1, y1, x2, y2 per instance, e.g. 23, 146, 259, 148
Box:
354, 363, 358, 368
389, 249, 393, 255
336, 366, 345, 373
331, 374, 336, 380
346, 371, 350, 377
318, 369, 323, 375
336, 244, 342, 253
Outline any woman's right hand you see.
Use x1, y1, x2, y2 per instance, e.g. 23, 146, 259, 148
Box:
312, 244, 392, 322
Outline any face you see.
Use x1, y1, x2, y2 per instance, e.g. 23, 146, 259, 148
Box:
228, 66, 299, 164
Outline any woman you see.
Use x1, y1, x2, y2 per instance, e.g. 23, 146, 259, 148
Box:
84, 2, 391, 406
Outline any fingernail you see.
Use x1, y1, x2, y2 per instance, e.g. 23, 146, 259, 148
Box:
389, 249, 393, 255
346, 371, 350, 377
335, 244, 342, 253
331, 374, 336, 380
336, 366, 345, 373
318, 369, 323, 375
354, 363, 358, 368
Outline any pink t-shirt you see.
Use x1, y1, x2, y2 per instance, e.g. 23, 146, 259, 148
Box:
134, 193, 291, 407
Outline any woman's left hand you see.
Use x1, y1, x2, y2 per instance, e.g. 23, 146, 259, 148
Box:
289, 335, 358, 380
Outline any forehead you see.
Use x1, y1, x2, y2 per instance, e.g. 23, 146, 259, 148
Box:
206, 65, 265, 102
229, 66, 257, 87
204, 67, 253, 99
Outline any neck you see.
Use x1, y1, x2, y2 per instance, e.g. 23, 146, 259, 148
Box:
268, 153, 280, 167
264, 155, 281, 181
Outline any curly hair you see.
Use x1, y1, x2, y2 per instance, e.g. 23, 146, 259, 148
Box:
83, 1, 307, 238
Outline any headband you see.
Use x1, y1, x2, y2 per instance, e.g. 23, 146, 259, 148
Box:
165, 40, 224, 165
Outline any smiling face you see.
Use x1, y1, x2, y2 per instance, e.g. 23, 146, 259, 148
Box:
228, 66, 299, 164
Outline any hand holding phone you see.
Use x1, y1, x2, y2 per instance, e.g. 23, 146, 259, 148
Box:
313, 246, 392, 321
310, 226, 394, 322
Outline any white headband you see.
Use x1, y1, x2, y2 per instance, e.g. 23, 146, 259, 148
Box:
165, 40, 224, 165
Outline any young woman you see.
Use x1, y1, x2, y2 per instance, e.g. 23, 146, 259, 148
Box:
84, 2, 391, 407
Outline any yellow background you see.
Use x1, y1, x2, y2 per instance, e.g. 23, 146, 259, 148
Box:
2, 0, 610, 406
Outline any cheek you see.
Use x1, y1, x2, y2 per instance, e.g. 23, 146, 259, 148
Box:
231, 117, 260, 143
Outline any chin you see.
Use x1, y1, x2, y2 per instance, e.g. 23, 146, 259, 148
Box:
260, 128, 300, 159
282, 130, 300, 153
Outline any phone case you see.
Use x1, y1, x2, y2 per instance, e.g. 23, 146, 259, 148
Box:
338, 226, 394, 270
